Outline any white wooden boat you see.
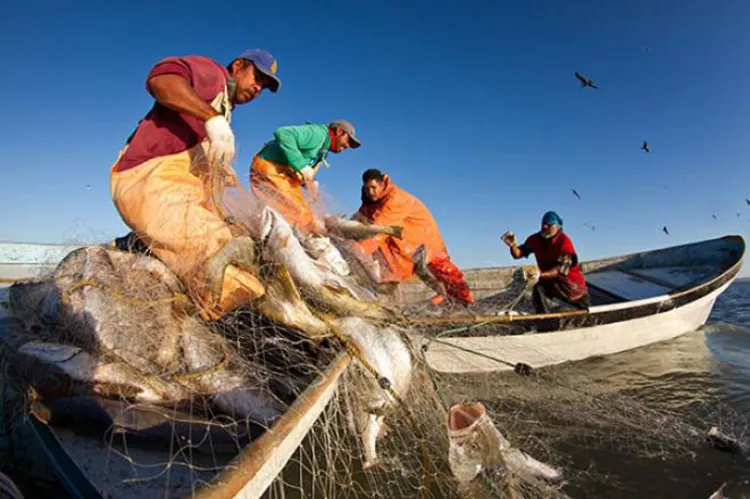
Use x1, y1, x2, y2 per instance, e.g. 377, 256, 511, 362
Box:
400, 235, 745, 374
0, 241, 351, 499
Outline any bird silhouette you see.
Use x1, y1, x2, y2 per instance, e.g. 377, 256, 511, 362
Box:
641, 141, 650, 153
86, 184, 91, 189
738, 213, 741, 218
574, 72, 599, 89
583, 222, 596, 231
712, 214, 718, 220
643, 46, 651, 54
746, 198, 750, 205
662, 226, 669, 235
571, 188, 581, 200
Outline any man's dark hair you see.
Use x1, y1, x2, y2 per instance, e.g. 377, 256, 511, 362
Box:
362, 169, 385, 183
226, 58, 252, 73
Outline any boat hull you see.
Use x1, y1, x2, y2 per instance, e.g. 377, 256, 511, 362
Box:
417, 276, 735, 375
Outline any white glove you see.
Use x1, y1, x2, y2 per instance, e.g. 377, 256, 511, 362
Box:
300, 166, 319, 202
523, 265, 540, 284
205, 115, 236, 166
501, 231, 517, 247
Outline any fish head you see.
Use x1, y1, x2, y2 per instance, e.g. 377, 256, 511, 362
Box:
323, 216, 340, 232
447, 402, 495, 483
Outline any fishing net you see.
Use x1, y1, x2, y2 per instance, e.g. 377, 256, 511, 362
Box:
0, 180, 745, 499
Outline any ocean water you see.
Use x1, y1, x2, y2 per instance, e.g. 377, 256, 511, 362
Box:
484, 279, 750, 498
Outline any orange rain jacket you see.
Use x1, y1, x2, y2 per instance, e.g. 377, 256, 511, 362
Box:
354, 177, 449, 280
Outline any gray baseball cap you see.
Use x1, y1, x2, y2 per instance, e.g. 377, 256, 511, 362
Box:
329, 120, 361, 148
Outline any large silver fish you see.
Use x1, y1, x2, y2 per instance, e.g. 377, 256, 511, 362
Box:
334, 316, 412, 470
324, 216, 403, 241
447, 401, 564, 485
259, 207, 398, 322
255, 265, 331, 340
17, 341, 189, 402
10, 245, 285, 426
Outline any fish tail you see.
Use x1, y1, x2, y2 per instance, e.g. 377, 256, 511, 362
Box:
389, 225, 404, 239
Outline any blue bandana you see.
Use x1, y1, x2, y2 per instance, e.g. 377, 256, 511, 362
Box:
542, 211, 563, 226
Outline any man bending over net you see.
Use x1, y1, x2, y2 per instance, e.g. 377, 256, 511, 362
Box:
110, 49, 281, 319
250, 120, 361, 235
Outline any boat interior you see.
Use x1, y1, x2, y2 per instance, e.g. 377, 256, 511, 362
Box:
399, 235, 745, 310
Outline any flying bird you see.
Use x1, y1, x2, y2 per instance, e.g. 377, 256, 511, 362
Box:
641, 141, 650, 153
574, 72, 599, 89
583, 222, 596, 231
571, 188, 581, 200
712, 214, 718, 220
662, 226, 669, 235
746, 198, 750, 205
738, 213, 741, 218
86, 184, 91, 189
643, 46, 651, 54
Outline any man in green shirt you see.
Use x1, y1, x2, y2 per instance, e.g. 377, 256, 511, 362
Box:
250, 120, 361, 234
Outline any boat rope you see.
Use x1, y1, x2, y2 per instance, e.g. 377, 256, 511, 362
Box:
421, 279, 537, 377
326, 323, 432, 499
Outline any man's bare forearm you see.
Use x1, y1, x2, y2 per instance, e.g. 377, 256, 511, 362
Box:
539, 269, 560, 280
148, 74, 220, 122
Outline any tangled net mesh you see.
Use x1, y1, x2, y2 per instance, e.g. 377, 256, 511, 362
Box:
0, 183, 745, 499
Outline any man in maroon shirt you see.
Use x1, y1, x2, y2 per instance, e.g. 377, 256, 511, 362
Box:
109, 49, 281, 320
501, 211, 590, 314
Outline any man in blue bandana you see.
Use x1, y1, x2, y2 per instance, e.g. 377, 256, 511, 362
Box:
502, 211, 590, 313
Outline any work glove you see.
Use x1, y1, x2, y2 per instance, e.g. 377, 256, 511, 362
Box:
205, 115, 236, 167
501, 231, 517, 247
300, 166, 319, 203
523, 265, 540, 284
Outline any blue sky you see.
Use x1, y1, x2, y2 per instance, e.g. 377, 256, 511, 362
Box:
1, 0, 749, 275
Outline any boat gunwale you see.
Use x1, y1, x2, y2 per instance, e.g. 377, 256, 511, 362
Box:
191, 351, 352, 499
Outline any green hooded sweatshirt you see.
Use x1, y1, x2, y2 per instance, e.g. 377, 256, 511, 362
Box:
257, 123, 332, 173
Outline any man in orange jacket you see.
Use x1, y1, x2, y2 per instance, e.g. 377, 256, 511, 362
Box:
352, 169, 473, 306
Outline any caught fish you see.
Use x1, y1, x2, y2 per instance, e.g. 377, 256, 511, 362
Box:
17, 341, 189, 402
705, 426, 747, 456
27, 246, 184, 374
255, 265, 331, 340
10, 246, 285, 426
301, 235, 351, 277
31, 396, 256, 455
447, 401, 564, 485
412, 244, 447, 299
324, 216, 403, 241
259, 207, 398, 321
334, 317, 412, 470
180, 317, 285, 426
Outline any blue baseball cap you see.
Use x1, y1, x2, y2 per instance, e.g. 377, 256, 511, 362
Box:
236, 49, 281, 93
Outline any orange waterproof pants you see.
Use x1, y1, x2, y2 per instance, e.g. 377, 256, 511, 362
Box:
250, 155, 317, 234
110, 142, 265, 319
427, 256, 474, 305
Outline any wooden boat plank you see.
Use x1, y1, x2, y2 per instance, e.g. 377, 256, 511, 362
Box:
585, 270, 673, 301
194, 352, 351, 499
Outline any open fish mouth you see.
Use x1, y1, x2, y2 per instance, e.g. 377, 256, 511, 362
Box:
448, 401, 486, 436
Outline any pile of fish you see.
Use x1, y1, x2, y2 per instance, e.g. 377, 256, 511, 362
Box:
5, 206, 418, 469
6, 206, 570, 489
